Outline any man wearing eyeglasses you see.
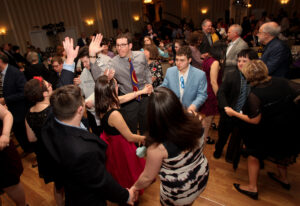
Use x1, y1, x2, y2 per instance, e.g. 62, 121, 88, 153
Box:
257, 21, 291, 77
161, 46, 207, 114
110, 33, 152, 135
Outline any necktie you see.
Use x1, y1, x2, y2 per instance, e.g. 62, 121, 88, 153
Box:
180, 76, 184, 89
235, 73, 249, 112
0, 73, 3, 98
129, 58, 140, 100
207, 34, 213, 46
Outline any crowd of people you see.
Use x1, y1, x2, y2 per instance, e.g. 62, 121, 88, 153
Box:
0, 10, 300, 206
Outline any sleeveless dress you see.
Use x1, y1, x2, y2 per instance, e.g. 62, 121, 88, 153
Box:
159, 137, 209, 205
26, 106, 62, 189
200, 57, 222, 116
242, 78, 300, 166
100, 109, 146, 189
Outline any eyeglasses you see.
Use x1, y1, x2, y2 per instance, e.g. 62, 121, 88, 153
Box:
180, 76, 184, 89
52, 64, 60, 68
116, 43, 128, 48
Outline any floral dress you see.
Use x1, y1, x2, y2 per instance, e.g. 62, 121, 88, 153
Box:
148, 60, 164, 88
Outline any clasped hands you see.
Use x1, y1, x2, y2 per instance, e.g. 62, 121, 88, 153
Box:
126, 186, 139, 205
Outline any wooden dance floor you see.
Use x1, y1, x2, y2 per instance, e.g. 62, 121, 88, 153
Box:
1, 126, 300, 206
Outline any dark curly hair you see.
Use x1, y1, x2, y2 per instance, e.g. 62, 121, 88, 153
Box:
24, 78, 48, 103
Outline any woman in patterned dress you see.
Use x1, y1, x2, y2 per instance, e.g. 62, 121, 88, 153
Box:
143, 44, 164, 88
132, 87, 209, 205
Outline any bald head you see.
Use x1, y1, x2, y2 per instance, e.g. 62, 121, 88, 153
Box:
261, 22, 281, 37
257, 21, 281, 45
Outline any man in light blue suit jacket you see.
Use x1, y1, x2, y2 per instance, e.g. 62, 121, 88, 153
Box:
161, 46, 207, 113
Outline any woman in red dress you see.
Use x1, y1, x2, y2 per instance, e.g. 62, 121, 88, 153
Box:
94, 75, 146, 190
200, 41, 227, 144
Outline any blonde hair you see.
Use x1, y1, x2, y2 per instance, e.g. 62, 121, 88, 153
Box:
242, 60, 271, 86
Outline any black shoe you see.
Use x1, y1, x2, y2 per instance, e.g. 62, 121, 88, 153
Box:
213, 151, 221, 159
225, 157, 233, 163
267, 172, 291, 190
206, 136, 215, 144
233, 183, 258, 200
211, 123, 218, 130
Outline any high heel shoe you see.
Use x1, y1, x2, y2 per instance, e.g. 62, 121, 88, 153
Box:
233, 183, 258, 200
267, 172, 291, 190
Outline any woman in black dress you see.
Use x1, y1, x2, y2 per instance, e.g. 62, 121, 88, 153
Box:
225, 60, 300, 200
24, 77, 64, 206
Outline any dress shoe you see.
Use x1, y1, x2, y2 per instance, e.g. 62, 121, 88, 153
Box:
213, 151, 221, 159
267, 172, 291, 190
206, 136, 215, 144
211, 123, 218, 130
233, 183, 258, 200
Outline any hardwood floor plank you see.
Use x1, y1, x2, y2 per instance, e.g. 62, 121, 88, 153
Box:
1, 127, 299, 206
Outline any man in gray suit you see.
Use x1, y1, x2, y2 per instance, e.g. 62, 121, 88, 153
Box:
224, 24, 248, 80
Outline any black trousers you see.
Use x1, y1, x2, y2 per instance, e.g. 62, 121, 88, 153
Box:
120, 95, 149, 135
215, 113, 242, 161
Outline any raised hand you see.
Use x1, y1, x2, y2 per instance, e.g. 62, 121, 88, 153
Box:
89, 33, 103, 56
63, 37, 79, 65
103, 68, 115, 81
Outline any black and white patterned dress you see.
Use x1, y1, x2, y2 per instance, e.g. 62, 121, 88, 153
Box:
159, 137, 209, 205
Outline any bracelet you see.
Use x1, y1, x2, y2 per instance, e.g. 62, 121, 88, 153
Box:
89, 56, 96, 58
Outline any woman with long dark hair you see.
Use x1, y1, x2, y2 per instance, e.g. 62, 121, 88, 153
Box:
200, 40, 227, 144
132, 87, 209, 205
94, 75, 146, 191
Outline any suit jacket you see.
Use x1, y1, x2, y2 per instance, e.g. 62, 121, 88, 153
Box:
77, 37, 87, 47
3, 64, 27, 122
161, 65, 207, 109
41, 115, 129, 206
217, 68, 241, 111
261, 38, 291, 77
225, 37, 249, 67
199, 33, 212, 54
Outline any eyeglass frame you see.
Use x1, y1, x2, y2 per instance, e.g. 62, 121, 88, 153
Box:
116, 43, 129, 48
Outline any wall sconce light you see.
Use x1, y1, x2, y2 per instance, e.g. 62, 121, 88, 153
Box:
247, 3, 252, 8
133, 15, 140, 21
144, 0, 152, 4
85, 19, 94, 26
201, 8, 208, 14
0, 27, 7, 35
280, 0, 289, 4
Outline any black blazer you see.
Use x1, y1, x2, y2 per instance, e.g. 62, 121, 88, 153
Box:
199, 34, 212, 54
217, 68, 241, 112
41, 115, 129, 206
77, 38, 87, 47
3, 64, 27, 122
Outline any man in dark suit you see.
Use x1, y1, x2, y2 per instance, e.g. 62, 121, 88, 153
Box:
215, 49, 258, 166
258, 22, 291, 77
41, 85, 134, 206
77, 32, 88, 48
199, 19, 213, 54
0, 52, 31, 154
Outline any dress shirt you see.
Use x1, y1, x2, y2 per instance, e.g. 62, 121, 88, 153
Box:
178, 65, 190, 101
1, 64, 8, 85
112, 51, 152, 94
